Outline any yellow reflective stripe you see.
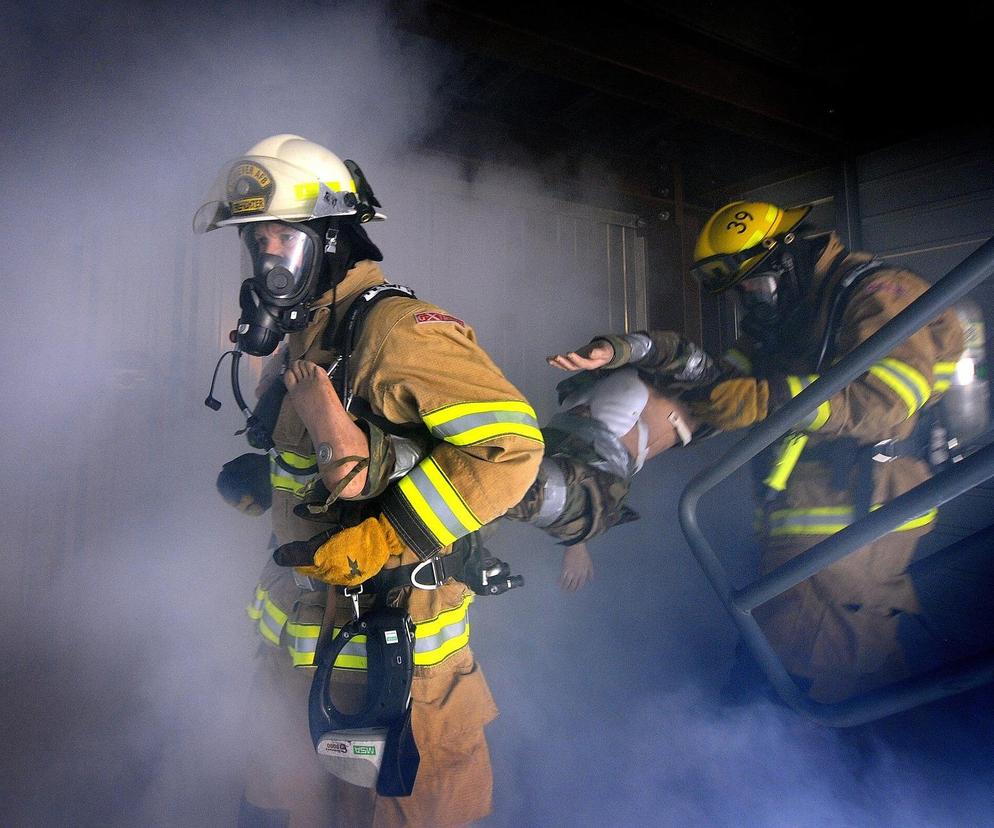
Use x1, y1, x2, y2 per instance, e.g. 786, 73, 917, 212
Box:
324, 630, 368, 670
280, 451, 317, 470
441, 422, 544, 446
270, 453, 318, 497
397, 457, 482, 546
293, 180, 355, 201
423, 401, 538, 426
413, 595, 473, 666
769, 505, 938, 536
932, 361, 956, 393
423, 400, 537, 425
763, 433, 809, 492
246, 585, 266, 620
257, 597, 287, 646
421, 400, 544, 444
869, 358, 931, 417
723, 347, 753, 375
285, 621, 321, 667
869, 503, 939, 530
419, 458, 482, 533
786, 375, 831, 431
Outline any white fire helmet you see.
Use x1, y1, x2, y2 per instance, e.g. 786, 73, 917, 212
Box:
193, 134, 385, 234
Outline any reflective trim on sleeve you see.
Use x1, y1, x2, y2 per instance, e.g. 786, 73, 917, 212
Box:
868, 358, 931, 418
246, 585, 266, 621
246, 585, 369, 669
414, 594, 473, 666
326, 628, 369, 671
286, 620, 322, 668
768, 505, 938, 537
396, 457, 483, 547
786, 375, 831, 431
270, 453, 319, 497
722, 347, 753, 375
257, 594, 287, 647
763, 433, 809, 493
932, 361, 956, 394
422, 401, 544, 446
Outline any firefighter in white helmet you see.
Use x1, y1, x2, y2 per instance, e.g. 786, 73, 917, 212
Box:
197, 135, 543, 826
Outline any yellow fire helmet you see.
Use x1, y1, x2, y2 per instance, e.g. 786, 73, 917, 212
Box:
193, 134, 385, 234
690, 200, 811, 293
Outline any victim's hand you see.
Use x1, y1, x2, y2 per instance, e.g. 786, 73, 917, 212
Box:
546, 339, 614, 372
560, 542, 595, 592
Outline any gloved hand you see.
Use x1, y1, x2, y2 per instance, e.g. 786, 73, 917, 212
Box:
273, 513, 406, 586
686, 377, 771, 431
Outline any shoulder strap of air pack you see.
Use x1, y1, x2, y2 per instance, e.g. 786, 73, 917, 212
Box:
326, 284, 424, 438
816, 258, 888, 371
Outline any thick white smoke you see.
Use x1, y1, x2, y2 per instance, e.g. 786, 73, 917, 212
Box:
1, 2, 991, 826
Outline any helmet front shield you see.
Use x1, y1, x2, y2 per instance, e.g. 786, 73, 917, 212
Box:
690, 241, 778, 294
193, 154, 365, 234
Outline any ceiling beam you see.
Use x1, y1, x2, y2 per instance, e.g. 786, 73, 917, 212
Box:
394, 1, 844, 161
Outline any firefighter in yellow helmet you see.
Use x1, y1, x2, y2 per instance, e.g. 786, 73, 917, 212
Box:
549, 200, 964, 704
197, 135, 543, 826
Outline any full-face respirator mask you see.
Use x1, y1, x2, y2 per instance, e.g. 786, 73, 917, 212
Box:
235, 220, 332, 357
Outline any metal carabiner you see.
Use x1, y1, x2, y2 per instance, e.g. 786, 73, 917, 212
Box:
343, 583, 364, 619
410, 557, 443, 590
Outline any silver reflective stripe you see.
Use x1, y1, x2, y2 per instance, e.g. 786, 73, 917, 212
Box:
289, 631, 318, 655
405, 463, 472, 540
534, 457, 568, 527
338, 638, 368, 661
414, 616, 469, 655
429, 409, 540, 440
260, 603, 285, 642
870, 359, 929, 414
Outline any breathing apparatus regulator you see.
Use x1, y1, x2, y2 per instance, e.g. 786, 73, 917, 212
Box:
196, 134, 385, 468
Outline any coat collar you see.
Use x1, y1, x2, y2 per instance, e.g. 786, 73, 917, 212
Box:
289, 260, 387, 361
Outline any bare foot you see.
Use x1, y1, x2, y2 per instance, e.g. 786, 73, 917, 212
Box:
283, 360, 369, 497
283, 360, 345, 427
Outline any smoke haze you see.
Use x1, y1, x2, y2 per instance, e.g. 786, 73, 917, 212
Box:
2, 2, 991, 825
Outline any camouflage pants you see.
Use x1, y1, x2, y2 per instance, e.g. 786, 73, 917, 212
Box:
504, 453, 636, 545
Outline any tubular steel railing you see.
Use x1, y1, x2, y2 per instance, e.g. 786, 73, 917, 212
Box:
679, 234, 994, 726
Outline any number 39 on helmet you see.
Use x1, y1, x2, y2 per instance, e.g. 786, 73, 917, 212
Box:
691, 201, 811, 294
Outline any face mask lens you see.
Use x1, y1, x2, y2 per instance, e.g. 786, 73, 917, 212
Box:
241, 222, 316, 303
737, 274, 779, 311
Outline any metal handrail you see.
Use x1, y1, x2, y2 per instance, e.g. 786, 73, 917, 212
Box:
679, 234, 994, 726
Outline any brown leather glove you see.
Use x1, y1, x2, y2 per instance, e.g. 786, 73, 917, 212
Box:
686, 377, 771, 431
273, 513, 405, 586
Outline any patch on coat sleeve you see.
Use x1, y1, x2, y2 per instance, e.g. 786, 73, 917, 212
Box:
414, 311, 465, 326
862, 279, 908, 298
